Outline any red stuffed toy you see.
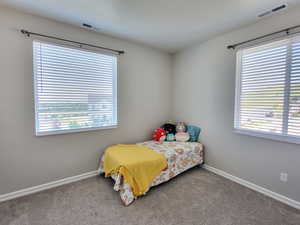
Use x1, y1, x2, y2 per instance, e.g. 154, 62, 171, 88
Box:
153, 128, 167, 142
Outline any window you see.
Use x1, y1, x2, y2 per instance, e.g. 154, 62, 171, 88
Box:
33, 41, 117, 136
234, 36, 300, 144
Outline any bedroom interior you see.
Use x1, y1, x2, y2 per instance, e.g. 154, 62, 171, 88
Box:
0, 0, 300, 225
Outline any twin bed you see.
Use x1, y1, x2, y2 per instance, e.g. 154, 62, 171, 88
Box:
98, 140, 204, 205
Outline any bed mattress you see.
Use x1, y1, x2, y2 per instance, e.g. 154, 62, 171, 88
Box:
98, 141, 204, 205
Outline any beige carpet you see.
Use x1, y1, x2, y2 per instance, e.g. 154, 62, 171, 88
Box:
0, 168, 299, 225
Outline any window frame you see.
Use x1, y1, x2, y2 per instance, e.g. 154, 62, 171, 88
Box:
33, 40, 118, 136
234, 35, 300, 145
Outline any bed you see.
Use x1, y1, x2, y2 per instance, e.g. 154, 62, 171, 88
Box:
98, 140, 204, 205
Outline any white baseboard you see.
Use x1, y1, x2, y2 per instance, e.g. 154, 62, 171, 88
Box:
203, 164, 300, 210
2, 166, 300, 211
0, 170, 98, 203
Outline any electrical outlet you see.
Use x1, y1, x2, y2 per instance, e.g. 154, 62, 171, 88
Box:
280, 173, 288, 182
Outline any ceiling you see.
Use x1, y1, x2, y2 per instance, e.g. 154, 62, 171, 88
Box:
1, 0, 300, 53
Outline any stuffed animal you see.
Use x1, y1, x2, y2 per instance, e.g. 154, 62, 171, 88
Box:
175, 132, 190, 142
166, 133, 175, 141
186, 125, 201, 142
153, 128, 167, 142
176, 122, 187, 133
161, 123, 176, 135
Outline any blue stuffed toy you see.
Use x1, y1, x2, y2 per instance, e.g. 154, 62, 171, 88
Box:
186, 125, 201, 142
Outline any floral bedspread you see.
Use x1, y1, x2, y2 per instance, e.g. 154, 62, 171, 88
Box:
98, 141, 204, 205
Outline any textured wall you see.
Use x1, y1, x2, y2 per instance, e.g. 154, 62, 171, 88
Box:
0, 7, 172, 195
172, 7, 300, 202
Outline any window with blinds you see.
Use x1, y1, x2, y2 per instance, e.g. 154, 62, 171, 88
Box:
234, 36, 300, 144
33, 41, 117, 136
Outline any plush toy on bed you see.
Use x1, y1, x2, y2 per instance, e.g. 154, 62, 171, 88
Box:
152, 128, 167, 142
176, 122, 187, 133
161, 123, 176, 135
175, 132, 190, 142
166, 133, 175, 141
186, 125, 201, 142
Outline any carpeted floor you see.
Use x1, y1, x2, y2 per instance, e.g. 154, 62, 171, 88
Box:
0, 168, 299, 225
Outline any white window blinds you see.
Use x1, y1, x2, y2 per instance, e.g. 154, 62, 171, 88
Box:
289, 41, 300, 137
235, 36, 300, 144
33, 41, 117, 136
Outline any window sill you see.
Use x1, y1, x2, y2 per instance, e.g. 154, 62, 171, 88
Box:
234, 128, 300, 145
35, 125, 118, 136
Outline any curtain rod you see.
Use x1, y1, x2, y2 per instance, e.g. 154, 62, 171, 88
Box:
20, 29, 125, 55
227, 24, 300, 50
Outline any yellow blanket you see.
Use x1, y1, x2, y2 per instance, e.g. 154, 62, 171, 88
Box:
103, 144, 167, 197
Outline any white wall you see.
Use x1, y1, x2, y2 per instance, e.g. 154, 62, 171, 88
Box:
172, 8, 300, 202
0, 7, 172, 195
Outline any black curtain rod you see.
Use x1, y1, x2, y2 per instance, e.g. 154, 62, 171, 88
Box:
227, 24, 300, 50
20, 29, 125, 55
